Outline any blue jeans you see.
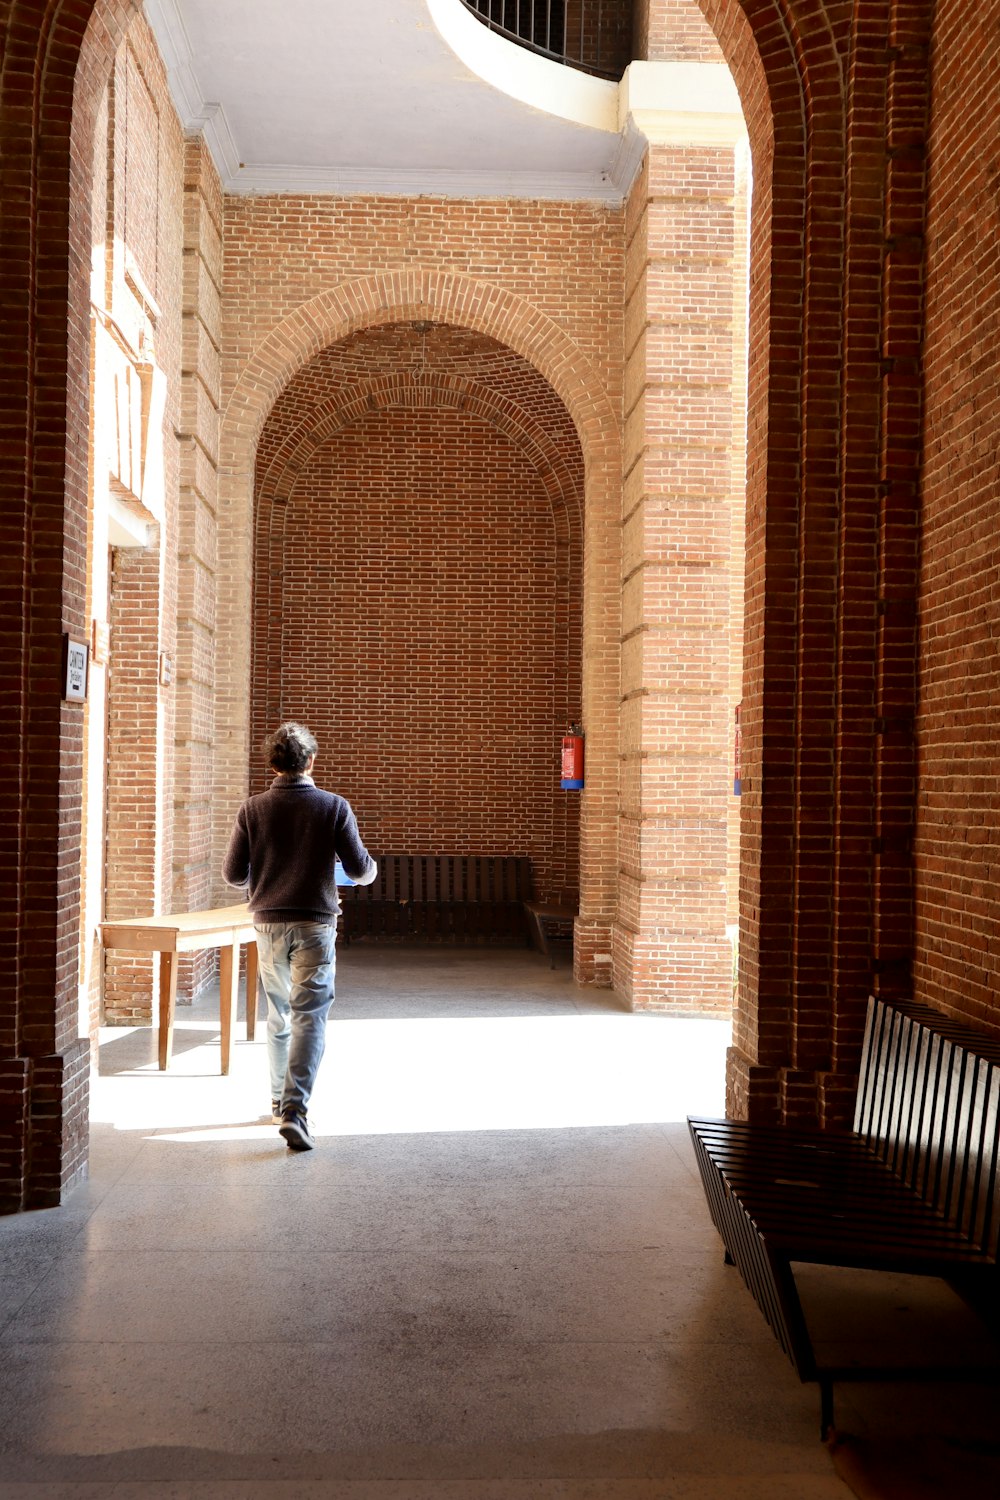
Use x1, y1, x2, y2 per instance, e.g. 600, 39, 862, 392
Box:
254, 920, 337, 1116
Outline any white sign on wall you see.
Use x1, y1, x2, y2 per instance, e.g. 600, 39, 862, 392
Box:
62, 635, 90, 702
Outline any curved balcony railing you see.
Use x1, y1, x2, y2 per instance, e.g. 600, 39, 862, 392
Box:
460, 1, 634, 82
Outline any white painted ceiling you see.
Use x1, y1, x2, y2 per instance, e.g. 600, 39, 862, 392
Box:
143, 0, 636, 199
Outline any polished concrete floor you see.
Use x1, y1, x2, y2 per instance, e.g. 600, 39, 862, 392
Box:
1, 948, 997, 1498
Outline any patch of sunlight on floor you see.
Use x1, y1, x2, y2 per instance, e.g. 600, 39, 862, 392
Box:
91, 1009, 731, 1141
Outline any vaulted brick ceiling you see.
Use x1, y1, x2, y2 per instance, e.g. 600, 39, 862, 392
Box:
256, 323, 584, 511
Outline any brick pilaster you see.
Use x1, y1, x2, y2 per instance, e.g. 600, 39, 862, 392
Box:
616, 80, 748, 1014
172, 135, 223, 994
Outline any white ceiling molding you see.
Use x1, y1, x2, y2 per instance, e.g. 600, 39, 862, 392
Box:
188, 103, 240, 184
142, 0, 240, 181
605, 120, 648, 202
227, 162, 630, 202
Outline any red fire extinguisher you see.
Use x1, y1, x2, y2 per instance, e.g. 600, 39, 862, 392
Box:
561, 724, 584, 790
733, 702, 742, 796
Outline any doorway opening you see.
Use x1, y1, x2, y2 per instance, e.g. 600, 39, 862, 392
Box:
250, 321, 585, 959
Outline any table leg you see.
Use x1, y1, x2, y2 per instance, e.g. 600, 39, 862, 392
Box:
158, 950, 178, 1070
219, 942, 239, 1076
245, 939, 258, 1042
534, 913, 555, 969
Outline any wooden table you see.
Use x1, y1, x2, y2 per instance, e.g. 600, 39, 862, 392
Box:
100, 904, 258, 1073
524, 897, 578, 968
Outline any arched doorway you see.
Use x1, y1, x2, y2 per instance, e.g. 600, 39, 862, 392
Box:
3, 0, 929, 1206
215, 270, 624, 990
250, 321, 586, 917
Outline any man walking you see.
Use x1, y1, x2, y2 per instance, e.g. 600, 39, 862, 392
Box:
223, 721, 376, 1150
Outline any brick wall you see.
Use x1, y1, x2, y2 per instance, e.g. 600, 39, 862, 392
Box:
637, 0, 727, 62
72, 12, 220, 1045
77, 80, 112, 1041
251, 324, 583, 901
917, 0, 1000, 1035
217, 208, 625, 985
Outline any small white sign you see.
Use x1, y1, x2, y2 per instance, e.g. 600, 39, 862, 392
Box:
63, 635, 89, 702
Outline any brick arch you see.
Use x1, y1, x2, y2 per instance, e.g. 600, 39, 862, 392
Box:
251, 361, 587, 900
662, 0, 853, 1116
0, 0, 928, 1207
215, 271, 621, 982
723, 0, 848, 1109
684, 0, 929, 1123
0, 0, 146, 1209
251, 366, 586, 897
219, 270, 620, 469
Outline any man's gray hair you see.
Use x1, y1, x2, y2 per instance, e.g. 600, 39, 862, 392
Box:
264, 721, 318, 775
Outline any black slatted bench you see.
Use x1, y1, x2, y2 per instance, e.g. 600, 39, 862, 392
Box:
339, 854, 534, 946
689, 995, 1000, 1437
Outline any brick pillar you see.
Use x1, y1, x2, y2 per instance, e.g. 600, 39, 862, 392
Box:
615, 63, 748, 1014
173, 135, 223, 994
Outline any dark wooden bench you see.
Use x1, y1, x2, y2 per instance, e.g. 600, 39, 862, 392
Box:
689, 995, 1000, 1437
339, 854, 533, 946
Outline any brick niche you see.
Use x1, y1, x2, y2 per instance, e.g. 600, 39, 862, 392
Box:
250, 323, 583, 906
